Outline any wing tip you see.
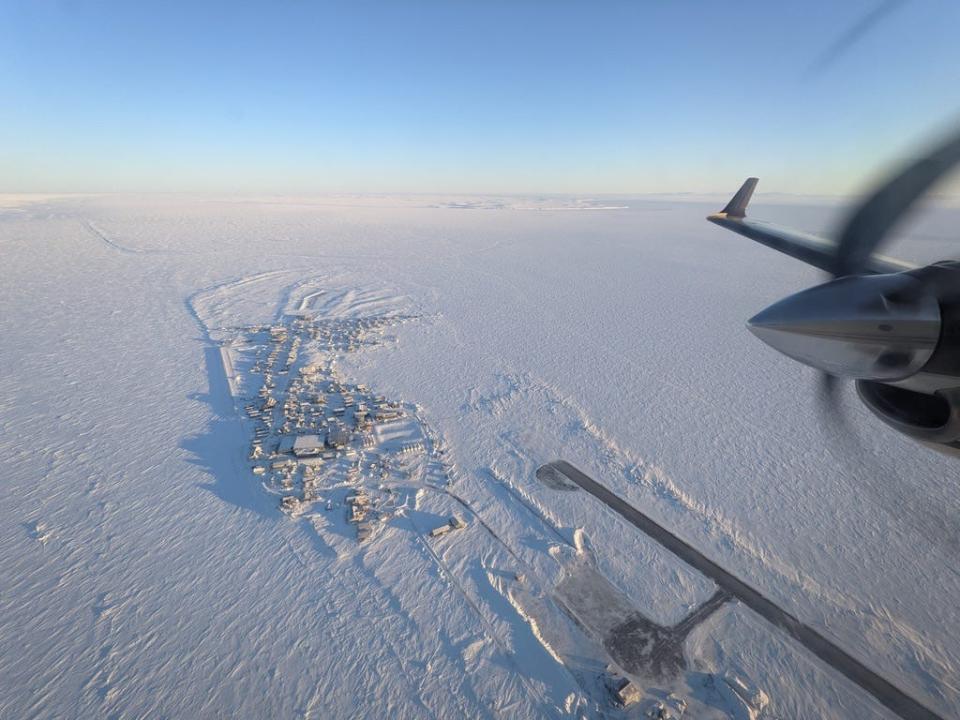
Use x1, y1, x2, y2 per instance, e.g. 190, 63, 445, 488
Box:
720, 177, 759, 218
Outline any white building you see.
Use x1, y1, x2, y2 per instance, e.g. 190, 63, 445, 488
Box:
292, 434, 324, 457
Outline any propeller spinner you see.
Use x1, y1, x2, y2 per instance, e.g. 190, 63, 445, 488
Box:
708, 126, 960, 453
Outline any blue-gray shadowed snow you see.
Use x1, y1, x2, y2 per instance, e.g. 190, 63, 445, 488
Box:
183, 329, 274, 518
1, 193, 959, 719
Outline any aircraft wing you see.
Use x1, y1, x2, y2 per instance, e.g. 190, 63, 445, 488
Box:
707, 178, 914, 275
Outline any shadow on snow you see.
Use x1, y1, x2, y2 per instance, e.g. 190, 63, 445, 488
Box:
181, 341, 273, 519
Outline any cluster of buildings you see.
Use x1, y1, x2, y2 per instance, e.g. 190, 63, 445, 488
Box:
234, 313, 445, 544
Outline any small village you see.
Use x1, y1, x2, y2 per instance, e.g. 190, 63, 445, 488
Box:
230, 311, 465, 544
225, 309, 678, 713
220, 306, 763, 716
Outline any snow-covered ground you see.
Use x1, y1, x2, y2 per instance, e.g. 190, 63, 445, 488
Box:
1, 193, 957, 719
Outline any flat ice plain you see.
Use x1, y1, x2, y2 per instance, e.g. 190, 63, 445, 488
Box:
1, 193, 958, 719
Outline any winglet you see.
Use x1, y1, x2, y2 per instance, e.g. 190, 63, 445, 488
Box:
720, 177, 759, 218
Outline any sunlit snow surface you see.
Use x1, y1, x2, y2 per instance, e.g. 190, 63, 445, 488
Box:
1, 193, 958, 719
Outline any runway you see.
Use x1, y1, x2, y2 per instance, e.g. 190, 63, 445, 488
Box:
539, 460, 942, 720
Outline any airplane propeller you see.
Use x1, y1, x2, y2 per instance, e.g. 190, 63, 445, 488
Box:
741, 127, 960, 423
819, 128, 960, 411
832, 128, 960, 279
710, 126, 960, 453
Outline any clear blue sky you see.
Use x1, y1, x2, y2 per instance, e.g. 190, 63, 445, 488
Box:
2, 0, 960, 194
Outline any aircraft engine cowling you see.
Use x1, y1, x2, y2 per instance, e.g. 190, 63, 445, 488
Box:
856, 380, 960, 445
854, 266, 960, 449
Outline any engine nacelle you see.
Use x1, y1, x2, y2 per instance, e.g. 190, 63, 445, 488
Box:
854, 262, 960, 452
856, 380, 960, 449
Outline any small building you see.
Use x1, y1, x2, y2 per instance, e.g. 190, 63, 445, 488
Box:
399, 441, 424, 455
430, 523, 452, 538
646, 694, 687, 719
292, 434, 324, 457
280, 496, 301, 514
346, 493, 369, 508
429, 516, 466, 539
327, 424, 349, 449
346, 492, 369, 523
605, 672, 641, 708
